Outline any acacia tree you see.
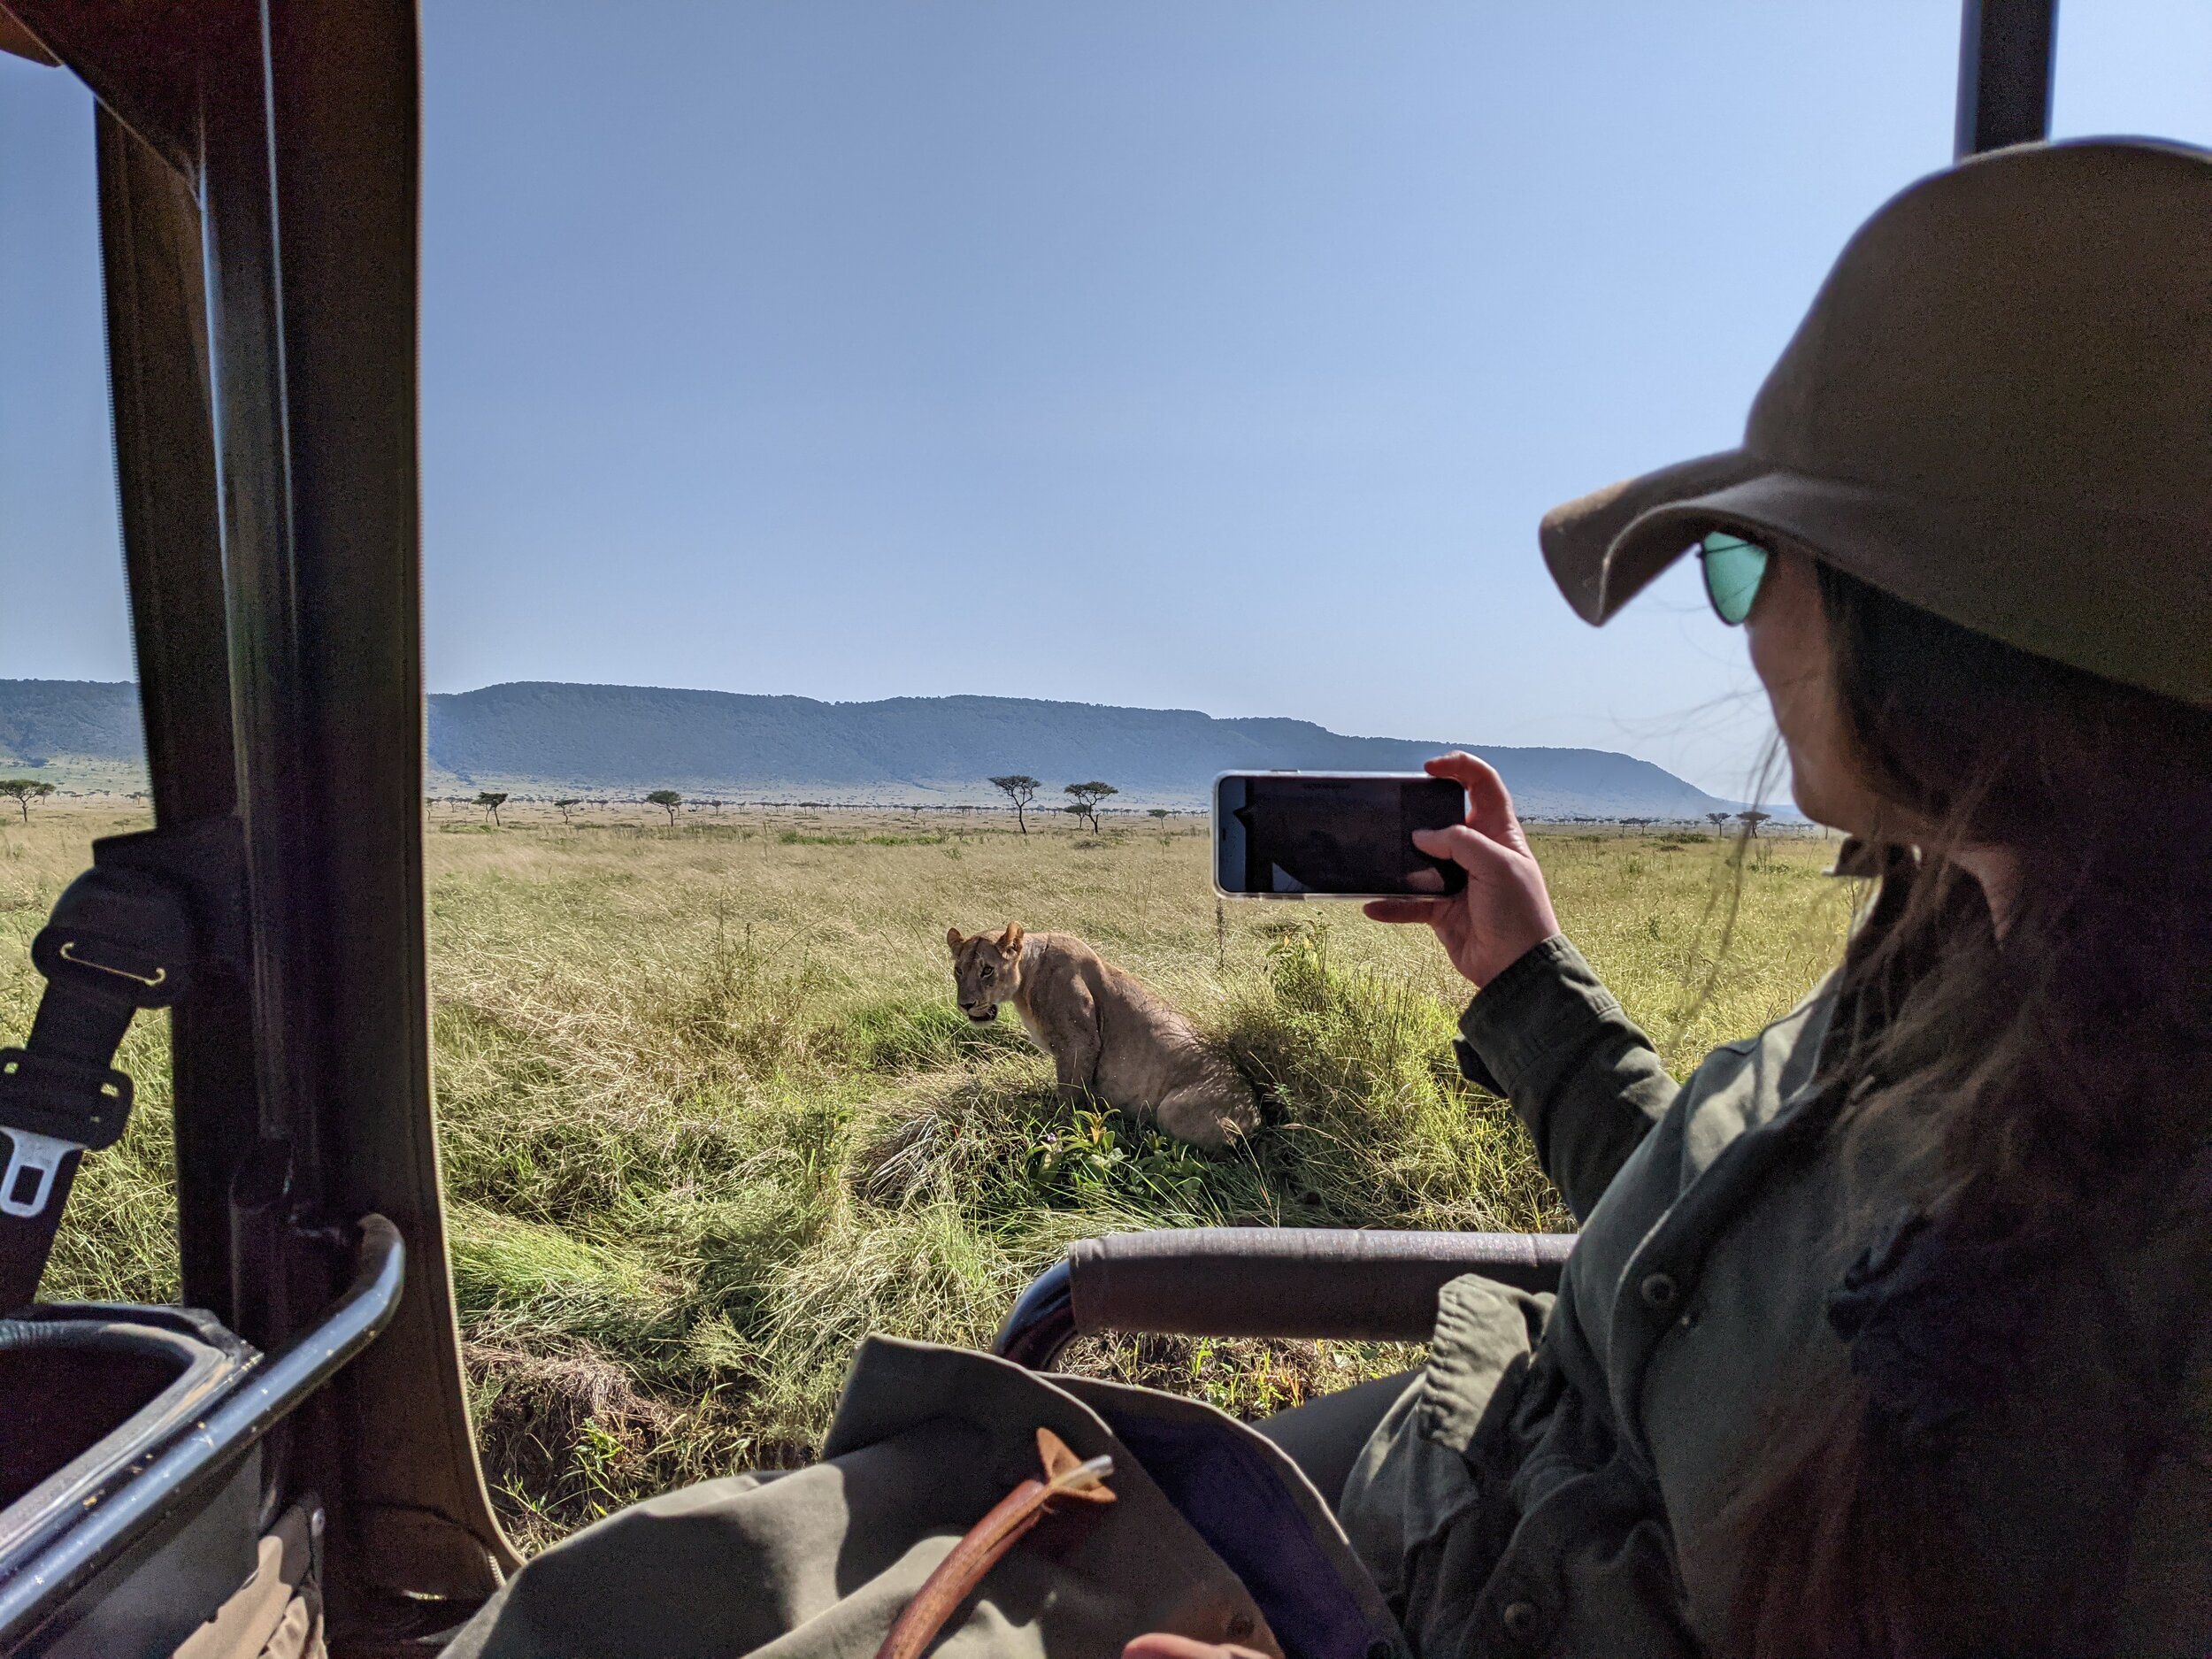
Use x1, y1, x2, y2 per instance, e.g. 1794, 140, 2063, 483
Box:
552, 798, 581, 826
475, 790, 508, 827
647, 789, 683, 827
1706, 811, 1732, 833
1735, 809, 1772, 839
1063, 780, 1118, 834
0, 780, 55, 823
988, 774, 1041, 834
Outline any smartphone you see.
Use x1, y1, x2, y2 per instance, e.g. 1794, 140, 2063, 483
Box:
1213, 772, 1469, 900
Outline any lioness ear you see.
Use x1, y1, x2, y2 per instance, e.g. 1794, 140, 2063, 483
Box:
947, 926, 964, 952
1000, 922, 1025, 954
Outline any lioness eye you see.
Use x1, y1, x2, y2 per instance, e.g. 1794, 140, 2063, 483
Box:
980, 965, 994, 980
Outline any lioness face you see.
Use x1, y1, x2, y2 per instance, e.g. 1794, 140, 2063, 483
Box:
947, 923, 1025, 1022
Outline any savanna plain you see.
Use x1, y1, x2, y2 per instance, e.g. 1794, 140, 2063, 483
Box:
2, 798, 1854, 1549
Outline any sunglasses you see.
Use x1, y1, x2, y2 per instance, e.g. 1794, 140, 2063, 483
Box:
1697, 532, 1772, 626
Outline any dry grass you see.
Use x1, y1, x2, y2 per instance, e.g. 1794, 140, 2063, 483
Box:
0, 800, 1855, 1549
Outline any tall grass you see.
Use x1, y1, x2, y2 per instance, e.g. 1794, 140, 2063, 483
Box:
0, 805, 1853, 1548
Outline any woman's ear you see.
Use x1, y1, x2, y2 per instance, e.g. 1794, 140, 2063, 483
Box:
1000, 922, 1025, 954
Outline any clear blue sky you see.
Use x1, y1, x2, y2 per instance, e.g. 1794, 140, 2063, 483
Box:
6, 3, 2211, 795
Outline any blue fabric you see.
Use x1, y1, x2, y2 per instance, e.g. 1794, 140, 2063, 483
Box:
1827, 1208, 2039, 1441
1096, 1409, 1387, 1659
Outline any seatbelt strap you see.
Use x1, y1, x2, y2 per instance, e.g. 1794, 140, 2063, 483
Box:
0, 864, 194, 1310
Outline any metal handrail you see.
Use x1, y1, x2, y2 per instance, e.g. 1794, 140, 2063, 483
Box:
991, 1228, 1577, 1372
0, 1216, 404, 1645
991, 1259, 1075, 1370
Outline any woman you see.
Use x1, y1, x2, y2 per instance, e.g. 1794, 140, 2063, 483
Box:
1144, 137, 2212, 1656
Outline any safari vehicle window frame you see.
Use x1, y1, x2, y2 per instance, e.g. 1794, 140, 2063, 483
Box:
0, 0, 2062, 1647
1, 0, 518, 1640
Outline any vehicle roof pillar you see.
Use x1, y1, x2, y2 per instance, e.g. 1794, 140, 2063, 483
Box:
1955, 0, 2059, 159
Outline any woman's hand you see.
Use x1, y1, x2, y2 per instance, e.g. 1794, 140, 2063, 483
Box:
1363, 752, 1559, 988
1122, 1635, 1272, 1659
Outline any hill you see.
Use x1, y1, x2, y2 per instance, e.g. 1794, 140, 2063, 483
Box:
0, 680, 143, 764
0, 678, 1746, 820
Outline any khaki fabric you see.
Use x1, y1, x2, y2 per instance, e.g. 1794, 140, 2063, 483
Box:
446, 1336, 1403, 1659
1339, 930, 2212, 1655
172, 1503, 323, 1659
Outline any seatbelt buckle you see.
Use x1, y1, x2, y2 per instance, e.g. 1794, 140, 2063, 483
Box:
0, 1129, 81, 1219
0, 1047, 134, 1222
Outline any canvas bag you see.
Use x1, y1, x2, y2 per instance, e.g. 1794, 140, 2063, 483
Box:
445, 1337, 1408, 1659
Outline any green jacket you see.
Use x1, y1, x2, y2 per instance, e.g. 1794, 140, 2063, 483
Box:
1341, 932, 2212, 1655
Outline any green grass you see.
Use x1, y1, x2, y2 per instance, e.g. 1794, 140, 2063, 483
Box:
0, 803, 1855, 1549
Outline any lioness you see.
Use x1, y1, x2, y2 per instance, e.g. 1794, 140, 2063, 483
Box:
947, 923, 1259, 1152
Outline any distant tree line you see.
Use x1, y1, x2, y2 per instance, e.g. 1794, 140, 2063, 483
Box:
421, 792, 737, 822
414, 784, 1783, 839
426, 790, 717, 829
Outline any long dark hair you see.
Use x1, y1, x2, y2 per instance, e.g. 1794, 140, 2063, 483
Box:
1725, 563, 2212, 1655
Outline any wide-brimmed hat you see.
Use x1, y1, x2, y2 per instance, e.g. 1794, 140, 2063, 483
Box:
1540, 139, 2212, 709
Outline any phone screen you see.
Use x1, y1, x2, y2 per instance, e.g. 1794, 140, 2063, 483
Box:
1214, 773, 1469, 898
